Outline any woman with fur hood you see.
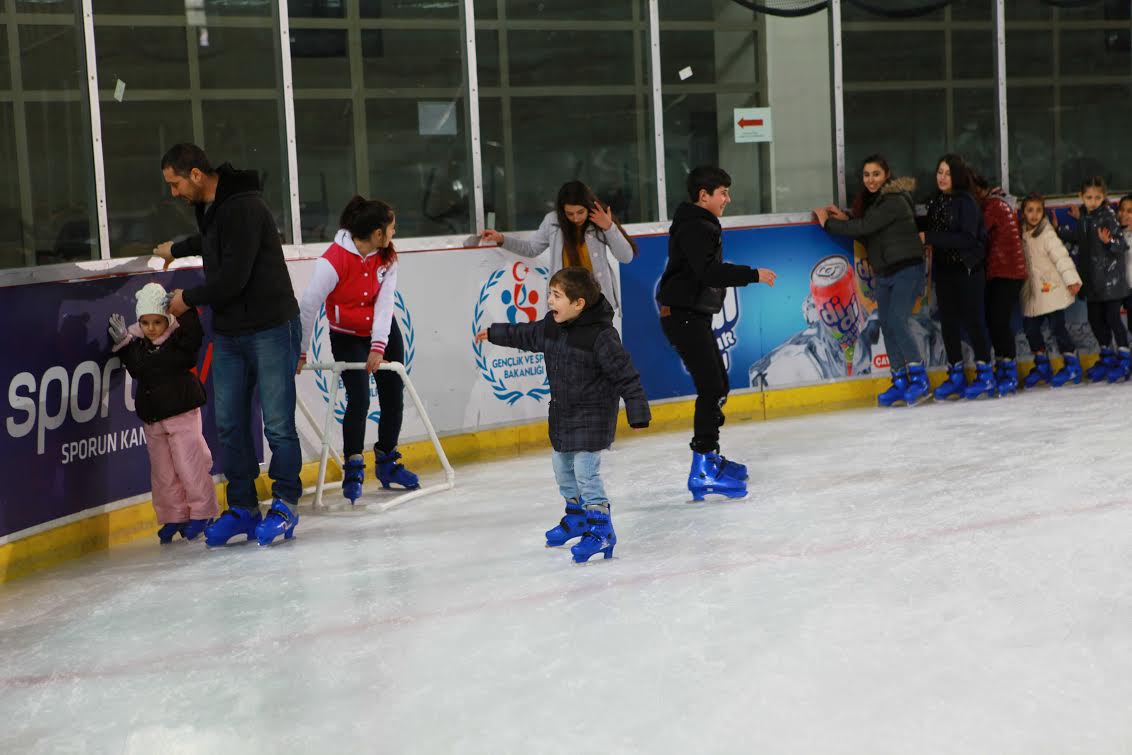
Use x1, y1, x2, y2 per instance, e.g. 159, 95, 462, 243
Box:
816, 154, 929, 407
1017, 194, 1083, 388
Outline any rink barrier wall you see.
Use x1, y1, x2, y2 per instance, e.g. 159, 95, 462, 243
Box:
3, 356, 1091, 583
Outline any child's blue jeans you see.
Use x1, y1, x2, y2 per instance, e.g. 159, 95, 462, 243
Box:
550, 451, 608, 506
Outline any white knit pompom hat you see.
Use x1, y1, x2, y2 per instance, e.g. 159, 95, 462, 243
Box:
135, 282, 172, 323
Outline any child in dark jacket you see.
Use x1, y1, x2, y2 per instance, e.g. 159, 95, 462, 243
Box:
918, 153, 994, 401
1055, 176, 1130, 382
656, 166, 776, 502
476, 267, 650, 563
109, 282, 218, 543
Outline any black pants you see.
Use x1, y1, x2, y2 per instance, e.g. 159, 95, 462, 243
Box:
329, 320, 405, 458
1023, 309, 1076, 354
985, 278, 1024, 360
660, 310, 727, 454
1087, 300, 1128, 350
936, 263, 992, 363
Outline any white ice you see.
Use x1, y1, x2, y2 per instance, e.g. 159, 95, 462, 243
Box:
4, 385, 1132, 755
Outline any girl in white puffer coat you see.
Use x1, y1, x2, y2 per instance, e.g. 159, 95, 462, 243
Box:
1019, 193, 1083, 388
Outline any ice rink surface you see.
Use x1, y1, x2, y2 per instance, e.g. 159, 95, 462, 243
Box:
4, 383, 1132, 754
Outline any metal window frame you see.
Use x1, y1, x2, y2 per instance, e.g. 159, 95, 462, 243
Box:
648, 0, 667, 222
80, 0, 110, 260
278, 0, 302, 244
463, 0, 485, 235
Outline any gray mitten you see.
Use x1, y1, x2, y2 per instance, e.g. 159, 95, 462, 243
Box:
108, 313, 129, 345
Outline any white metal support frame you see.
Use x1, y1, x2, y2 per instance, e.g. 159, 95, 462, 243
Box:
277, 0, 303, 245
462, 0, 486, 234
992, 0, 1010, 196
647, 0, 667, 222
80, 0, 111, 260
829, 0, 846, 209
297, 361, 456, 512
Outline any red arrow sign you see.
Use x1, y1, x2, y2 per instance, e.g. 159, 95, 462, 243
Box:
737, 118, 764, 128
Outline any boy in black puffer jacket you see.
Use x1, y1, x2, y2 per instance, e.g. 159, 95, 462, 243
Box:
476, 267, 650, 563
110, 282, 218, 544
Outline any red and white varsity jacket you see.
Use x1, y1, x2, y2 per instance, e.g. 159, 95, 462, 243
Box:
299, 229, 398, 359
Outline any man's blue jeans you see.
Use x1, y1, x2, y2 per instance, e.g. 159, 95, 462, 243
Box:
212, 315, 302, 508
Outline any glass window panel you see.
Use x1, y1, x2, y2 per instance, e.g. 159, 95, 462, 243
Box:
845, 90, 945, 203
360, 0, 458, 20
1058, 29, 1132, 78
365, 97, 471, 236
95, 26, 191, 91
294, 99, 356, 242
952, 30, 994, 80
100, 101, 198, 258
361, 29, 465, 88
26, 101, 98, 264
94, 5, 293, 251
0, 25, 9, 90
18, 25, 82, 91
474, 0, 656, 228
503, 0, 632, 22
952, 87, 998, 180
198, 27, 279, 89
0, 103, 23, 270
507, 30, 638, 88
1060, 84, 1132, 193
289, 0, 346, 18
843, 31, 945, 81
1004, 0, 1051, 22
482, 94, 655, 230
660, 30, 758, 87
1005, 28, 1053, 78
290, 28, 349, 89
1005, 86, 1055, 197
16, 0, 76, 11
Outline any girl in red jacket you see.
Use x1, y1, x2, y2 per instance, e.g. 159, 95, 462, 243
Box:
298, 197, 419, 502
972, 174, 1026, 395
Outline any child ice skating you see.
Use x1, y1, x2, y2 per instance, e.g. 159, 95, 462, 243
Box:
656, 166, 776, 500
109, 282, 219, 543
475, 267, 650, 563
298, 196, 419, 503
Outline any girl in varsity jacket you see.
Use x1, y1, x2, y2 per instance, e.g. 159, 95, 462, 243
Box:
298, 196, 419, 501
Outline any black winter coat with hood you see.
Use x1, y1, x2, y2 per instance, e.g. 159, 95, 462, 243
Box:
488, 295, 651, 453
114, 309, 208, 424
824, 177, 924, 276
656, 202, 761, 315
171, 163, 298, 336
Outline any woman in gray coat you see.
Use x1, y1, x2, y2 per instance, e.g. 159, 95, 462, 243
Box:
815, 154, 929, 407
480, 181, 638, 313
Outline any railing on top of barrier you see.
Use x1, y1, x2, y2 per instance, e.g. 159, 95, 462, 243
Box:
297, 361, 456, 512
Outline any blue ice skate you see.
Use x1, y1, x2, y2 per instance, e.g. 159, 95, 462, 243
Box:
877, 369, 908, 407
1107, 347, 1131, 383
964, 361, 997, 400
375, 449, 420, 491
708, 452, 748, 481
204, 507, 262, 547
903, 363, 931, 406
255, 499, 299, 546
688, 452, 747, 502
1024, 353, 1052, 388
546, 498, 588, 547
1050, 353, 1081, 387
933, 362, 967, 401
570, 507, 616, 563
342, 455, 366, 503
181, 518, 211, 541
157, 523, 184, 544
1087, 348, 1114, 382
995, 359, 1018, 396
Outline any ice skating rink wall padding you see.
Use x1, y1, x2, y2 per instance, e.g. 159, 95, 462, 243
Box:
0, 216, 1099, 581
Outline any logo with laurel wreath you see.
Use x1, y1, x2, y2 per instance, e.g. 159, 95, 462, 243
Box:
311, 290, 415, 425
472, 261, 552, 405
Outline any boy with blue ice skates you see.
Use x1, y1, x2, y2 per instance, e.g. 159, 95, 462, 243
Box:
656, 166, 776, 501
476, 267, 650, 563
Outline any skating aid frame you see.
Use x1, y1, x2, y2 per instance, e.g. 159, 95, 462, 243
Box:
297, 361, 456, 511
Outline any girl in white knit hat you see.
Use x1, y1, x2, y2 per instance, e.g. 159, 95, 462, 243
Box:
108, 282, 219, 543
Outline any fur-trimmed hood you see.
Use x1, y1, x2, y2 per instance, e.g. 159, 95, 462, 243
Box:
882, 176, 916, 195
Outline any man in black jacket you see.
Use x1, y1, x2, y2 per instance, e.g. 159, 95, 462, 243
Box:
154, 143, 303, 548
657, 166, 776, 501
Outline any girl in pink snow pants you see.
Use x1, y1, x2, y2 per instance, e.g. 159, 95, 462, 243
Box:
109, 282, 219, 543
